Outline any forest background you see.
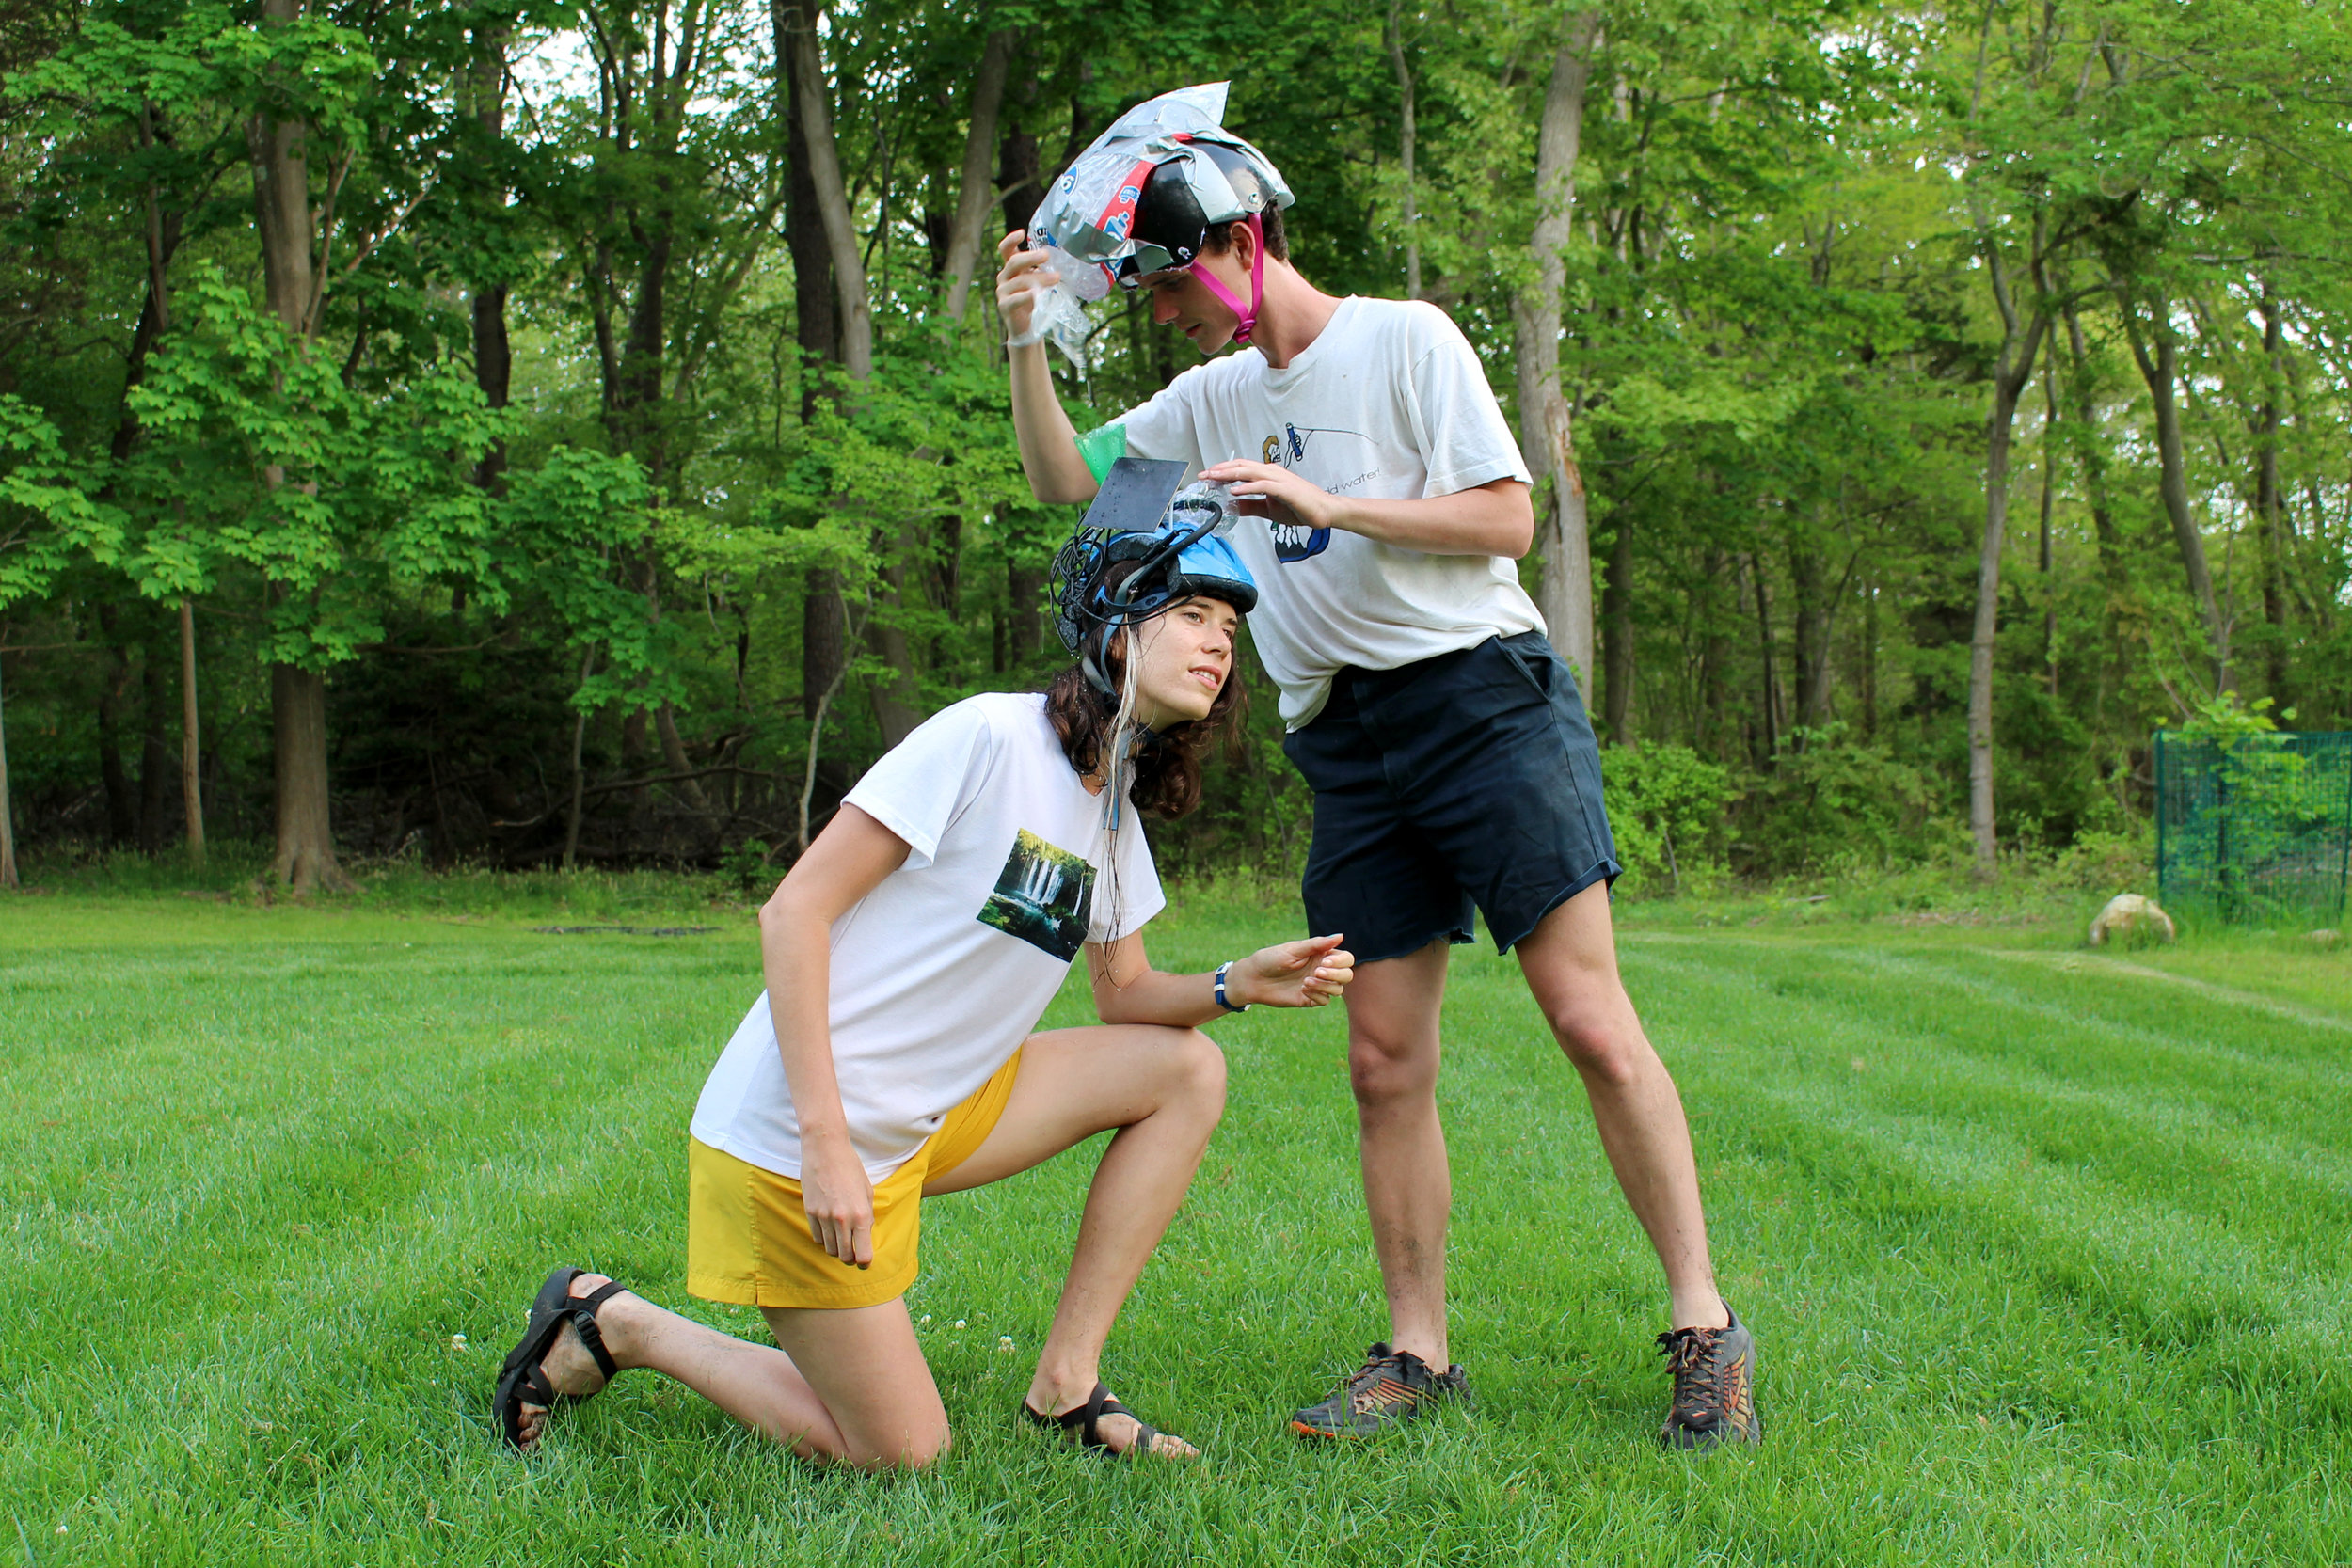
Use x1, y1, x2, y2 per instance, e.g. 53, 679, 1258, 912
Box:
0, 0, 2345, 898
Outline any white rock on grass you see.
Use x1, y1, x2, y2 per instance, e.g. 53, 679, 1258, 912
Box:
2088, 893, 2176, 947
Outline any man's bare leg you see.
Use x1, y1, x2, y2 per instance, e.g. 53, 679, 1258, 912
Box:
1516, 881, 1727, 1331
1341, 940, 1454, 1367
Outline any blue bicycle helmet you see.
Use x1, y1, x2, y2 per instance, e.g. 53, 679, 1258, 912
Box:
1050, 460, 1258, 696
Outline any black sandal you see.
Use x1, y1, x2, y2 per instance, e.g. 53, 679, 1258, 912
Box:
493, 1266, 626, 1449
1020, 1383, 1192, 1459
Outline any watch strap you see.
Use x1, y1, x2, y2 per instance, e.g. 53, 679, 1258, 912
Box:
1213, 960, 1250, 1013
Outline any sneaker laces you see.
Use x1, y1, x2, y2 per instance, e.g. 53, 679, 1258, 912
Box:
1657, 1325, 1726, 1423
1343, 1344, 1414, 1412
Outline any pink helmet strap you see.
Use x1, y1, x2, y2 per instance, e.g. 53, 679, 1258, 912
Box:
1189, 213, 1266, 347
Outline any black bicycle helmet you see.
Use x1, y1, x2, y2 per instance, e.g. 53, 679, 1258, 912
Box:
1121, 140, 1284, 281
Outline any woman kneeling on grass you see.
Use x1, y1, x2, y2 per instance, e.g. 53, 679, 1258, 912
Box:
494, 509, 1351, 1466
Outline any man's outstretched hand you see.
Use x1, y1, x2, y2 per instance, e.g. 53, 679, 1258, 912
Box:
1231, 933, 1354, 1008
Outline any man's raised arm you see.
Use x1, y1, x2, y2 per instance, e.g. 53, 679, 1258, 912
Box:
996, 232, 1100, 505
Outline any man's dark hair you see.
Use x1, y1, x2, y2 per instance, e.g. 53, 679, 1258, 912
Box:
1203, 206, 1290, 263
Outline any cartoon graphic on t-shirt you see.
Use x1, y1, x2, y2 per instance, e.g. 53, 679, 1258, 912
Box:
1256, 422, 1377, 563
977, 829, 1096, 961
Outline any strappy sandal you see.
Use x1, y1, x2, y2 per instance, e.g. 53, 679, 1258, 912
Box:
1020, 1383, 1195, 1460
493, 1266, 627, 1449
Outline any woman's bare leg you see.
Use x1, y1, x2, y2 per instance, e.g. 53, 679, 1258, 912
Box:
924, 1023, 1227, 1454
519, 1025, 1222, 1465
514, 1274, 947, 1469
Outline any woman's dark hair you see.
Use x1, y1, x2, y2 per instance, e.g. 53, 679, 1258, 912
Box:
1045, 574, 1247, 819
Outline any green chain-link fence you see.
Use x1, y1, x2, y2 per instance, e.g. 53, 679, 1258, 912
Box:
2155, 730, 2352, 924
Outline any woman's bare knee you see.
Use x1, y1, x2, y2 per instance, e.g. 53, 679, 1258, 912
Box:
842, 1419, 951, 1471
1173, 1026, 1227, 1112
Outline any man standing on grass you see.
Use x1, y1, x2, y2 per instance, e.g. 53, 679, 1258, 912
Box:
993, 85, 1760, 1449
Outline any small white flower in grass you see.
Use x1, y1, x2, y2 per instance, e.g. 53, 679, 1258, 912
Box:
920, 1314, 931, 1325
998, 1336, 1014, 1354
954, 1319, 966, 1330
451, 1334, 468, 1351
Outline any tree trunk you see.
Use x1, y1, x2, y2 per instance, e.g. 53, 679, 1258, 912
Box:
800, 569, 849, 813
138, 641, 171, 854
1696, 546, 1729, 756
181, 598, 205, 865
803, 569, 847, 716
998, 91, 1043, 240
1511, 13, 1602, 691
2255, 284, 2288, 706
1601, 516, 1633, 742
779, 17, 846, 762
785, 48, 838, 394
866, 546, 926, 749
2059, 297, 2121, 576
1007, 558, 1044, 665
781, 0, 872, 379
1861, 576, 1878, 740
249, 0, 347, 892
0, 658, 16, 889
656, 700, 709, 812
2040, 348, 2058, 698
1745, 553, 1782, 767
246, 0, 318, 341
564, 649, 596, 871
2118, 293, 2226, 690
467, 20, 511, 491
1788, 529, 1829, 735
1386, 0, 1421, 299
1966, 248, 2050, 879
271, 663, 342, 893
98, 610, 138, 845
940, 29, 1020, 322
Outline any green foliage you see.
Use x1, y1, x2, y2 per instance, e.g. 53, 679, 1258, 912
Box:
1735, 725, 1949, 879
115, 263, 499, 668
0, 396, 123, 610
0, 0, 2348, 885
1601, 742, 1734, 897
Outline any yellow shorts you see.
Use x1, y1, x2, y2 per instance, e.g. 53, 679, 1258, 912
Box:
685, 1048, 1023, 1310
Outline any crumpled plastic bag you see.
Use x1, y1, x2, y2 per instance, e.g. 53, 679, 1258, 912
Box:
1166, 479, 1242, 537
1011, 84, 1242, 370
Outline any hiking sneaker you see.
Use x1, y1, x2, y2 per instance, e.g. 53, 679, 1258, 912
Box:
1290, 1342, 1470, 1440
1657, 1305, 1761, 1449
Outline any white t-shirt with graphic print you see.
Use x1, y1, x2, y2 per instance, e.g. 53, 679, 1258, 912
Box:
689, 692, 1164, 1181
1098, 295, 1538, 728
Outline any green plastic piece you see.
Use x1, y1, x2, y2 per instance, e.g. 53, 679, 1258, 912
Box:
1074, 422, 1128, 484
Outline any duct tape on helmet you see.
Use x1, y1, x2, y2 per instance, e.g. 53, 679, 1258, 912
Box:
1026, 83, 1293, 292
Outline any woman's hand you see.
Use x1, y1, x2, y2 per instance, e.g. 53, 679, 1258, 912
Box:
797, 1131, 877, 1268
1232, 933, 1355, 1008
995, 230, 1057, 341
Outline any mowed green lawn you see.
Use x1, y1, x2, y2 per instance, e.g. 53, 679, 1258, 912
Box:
4, 895, 2347, 1565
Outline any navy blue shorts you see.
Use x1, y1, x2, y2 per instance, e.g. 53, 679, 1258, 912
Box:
1281, 632, 1620, 964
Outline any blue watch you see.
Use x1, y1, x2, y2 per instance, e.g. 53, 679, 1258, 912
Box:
1213, 960, 1250, 1013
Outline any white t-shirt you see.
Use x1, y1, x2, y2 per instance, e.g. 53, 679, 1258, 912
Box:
689, 692, 1164, 1181
1102, 295, 1538, 728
